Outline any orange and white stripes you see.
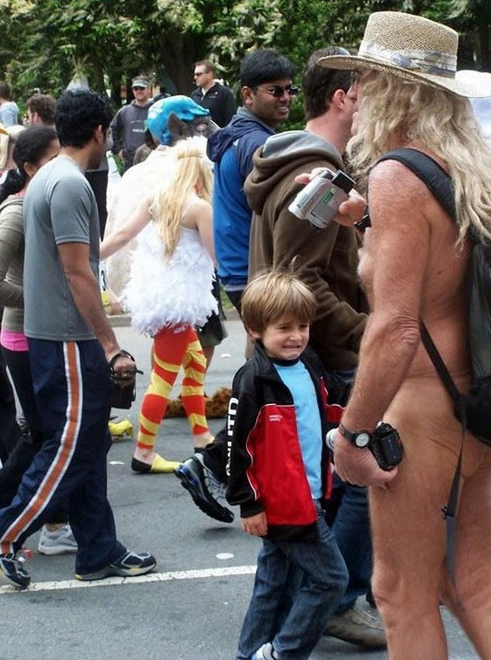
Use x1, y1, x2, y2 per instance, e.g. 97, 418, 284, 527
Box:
0, 342, 82, 554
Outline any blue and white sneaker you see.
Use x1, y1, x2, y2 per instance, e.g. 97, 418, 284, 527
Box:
0, 552, 31, 589
76, 550, 156, 581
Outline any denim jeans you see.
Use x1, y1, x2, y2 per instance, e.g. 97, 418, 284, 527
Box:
237, 505, 348, 660
330, 475, 372, 613
329, 366, 373, 614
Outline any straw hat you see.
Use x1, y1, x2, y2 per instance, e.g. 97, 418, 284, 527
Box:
317, 11, 491, 98
457, 71, 491, 147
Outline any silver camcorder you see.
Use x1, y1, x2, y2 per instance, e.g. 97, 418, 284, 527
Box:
289, 169, 355, 229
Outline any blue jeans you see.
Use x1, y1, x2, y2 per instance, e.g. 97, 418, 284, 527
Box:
237, 505, 348, 660
330, 366, 373, 613
330, 475, 372, 613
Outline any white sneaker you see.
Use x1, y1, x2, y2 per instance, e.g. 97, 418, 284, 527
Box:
252, 643, 278, 660
38, 524, 78, 555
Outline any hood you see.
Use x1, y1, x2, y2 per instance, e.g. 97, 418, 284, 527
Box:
245, 130, 344, 215
207, 107, 273, 163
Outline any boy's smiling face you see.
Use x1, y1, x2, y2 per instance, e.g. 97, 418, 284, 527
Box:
249, 315, 310, 361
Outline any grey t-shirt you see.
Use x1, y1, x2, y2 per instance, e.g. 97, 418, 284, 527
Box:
23, 156, 100, 340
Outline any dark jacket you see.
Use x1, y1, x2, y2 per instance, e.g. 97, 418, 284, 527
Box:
207, 108, 275, 288
191, 82, 236, 128
226, 341, 349, 542
245, 130, 368, 371
110, 100, 153, 170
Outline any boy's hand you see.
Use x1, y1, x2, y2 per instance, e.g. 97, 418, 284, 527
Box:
241, 512, 268, 537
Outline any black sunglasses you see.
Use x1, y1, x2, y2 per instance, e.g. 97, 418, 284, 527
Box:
256, 84, 300, 98
132, 86, 146, 91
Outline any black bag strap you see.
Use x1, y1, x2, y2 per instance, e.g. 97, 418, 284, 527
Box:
378, 148, 456, 219
378, 148, 464, 591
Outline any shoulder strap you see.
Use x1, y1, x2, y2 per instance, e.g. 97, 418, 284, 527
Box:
378, 147, 456, 220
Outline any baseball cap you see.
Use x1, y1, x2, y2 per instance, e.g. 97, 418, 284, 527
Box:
132, 76, 150, 88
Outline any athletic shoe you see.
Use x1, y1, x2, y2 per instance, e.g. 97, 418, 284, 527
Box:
324, 597, 387, 648
38, 524, 78, 555
252, 642, 279, 660
0, 552, 31, 589
75, 550, 156, 581
174, 453, 234, 523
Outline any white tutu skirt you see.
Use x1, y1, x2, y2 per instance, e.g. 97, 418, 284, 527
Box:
122, 223, 218, 336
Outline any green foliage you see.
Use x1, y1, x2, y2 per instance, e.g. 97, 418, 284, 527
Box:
0, 0, 488, 106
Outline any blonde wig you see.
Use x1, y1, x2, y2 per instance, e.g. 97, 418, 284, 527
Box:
151, 140, 213, 258
348, 72, 491, 245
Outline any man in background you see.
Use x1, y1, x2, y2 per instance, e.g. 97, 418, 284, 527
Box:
26, 93, 56, 127
111, 75, 153, 171
0, 82, 19, 127
191, 60, 236, 127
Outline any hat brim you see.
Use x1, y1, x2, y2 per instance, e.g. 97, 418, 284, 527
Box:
317, 54, 491, 98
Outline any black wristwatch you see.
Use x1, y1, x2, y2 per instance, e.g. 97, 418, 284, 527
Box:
338, 422, 373, 448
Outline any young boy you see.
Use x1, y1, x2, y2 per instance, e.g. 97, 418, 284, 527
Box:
226, 270, 350, 660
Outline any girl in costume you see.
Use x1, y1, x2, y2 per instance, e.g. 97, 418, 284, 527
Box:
100, 139, 216, 473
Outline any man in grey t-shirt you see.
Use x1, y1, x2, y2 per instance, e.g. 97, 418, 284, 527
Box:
0, 89, 156, 590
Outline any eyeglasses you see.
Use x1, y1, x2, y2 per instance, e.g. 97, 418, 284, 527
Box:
132, 86, 147, 91
194, 72, 206, 78
256, 84, 299, 98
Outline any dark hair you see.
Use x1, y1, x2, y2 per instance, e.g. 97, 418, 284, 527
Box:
0, 126, 58, 204
55, 89, 112, 148
240, 50, 295, 88
0, 82, 11, 100
195, 60, 214, 74
26, 94, 56, 125
303, 47, 352, 121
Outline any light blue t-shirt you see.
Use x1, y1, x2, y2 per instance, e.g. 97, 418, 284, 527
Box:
0, 101, 19, 127
274, 360, 322, 499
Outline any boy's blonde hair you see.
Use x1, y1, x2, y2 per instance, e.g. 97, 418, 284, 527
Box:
241, 270, 317, 334
151, 139, 213, 258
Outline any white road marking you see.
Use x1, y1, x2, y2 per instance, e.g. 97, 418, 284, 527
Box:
0, 564, 257, 595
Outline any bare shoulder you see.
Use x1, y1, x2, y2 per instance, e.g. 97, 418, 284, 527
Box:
181, 197, 212, 229
368, 158, 442, 230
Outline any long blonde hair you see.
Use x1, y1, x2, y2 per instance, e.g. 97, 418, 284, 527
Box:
348, 72, 491, 245
151, 140, 213, 258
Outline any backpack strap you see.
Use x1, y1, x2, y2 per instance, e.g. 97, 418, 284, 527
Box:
378, 148, 464, 591
378, 147, 456, 220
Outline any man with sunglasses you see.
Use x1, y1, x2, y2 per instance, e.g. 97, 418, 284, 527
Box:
191, 60, 236, 128
110, 75, 153, 172
206, 49, 297, 315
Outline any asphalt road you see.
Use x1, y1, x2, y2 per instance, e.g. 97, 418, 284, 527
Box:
0, 315, 479, 659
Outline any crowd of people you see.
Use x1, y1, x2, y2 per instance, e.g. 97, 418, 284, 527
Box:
1, 10, 491, 660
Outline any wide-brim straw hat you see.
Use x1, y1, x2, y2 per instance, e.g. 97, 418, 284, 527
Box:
317, 11, 491, 98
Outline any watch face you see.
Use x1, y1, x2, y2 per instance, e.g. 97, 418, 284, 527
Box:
355, 432, 371, 448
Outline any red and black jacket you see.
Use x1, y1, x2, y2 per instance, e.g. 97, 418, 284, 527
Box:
226, 342, 348, 542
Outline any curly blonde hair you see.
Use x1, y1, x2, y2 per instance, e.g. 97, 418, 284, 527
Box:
348, 72, 491, 245
151, 140, 213, 258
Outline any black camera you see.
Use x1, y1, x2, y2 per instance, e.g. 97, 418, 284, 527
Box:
369, 422, 403, 471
